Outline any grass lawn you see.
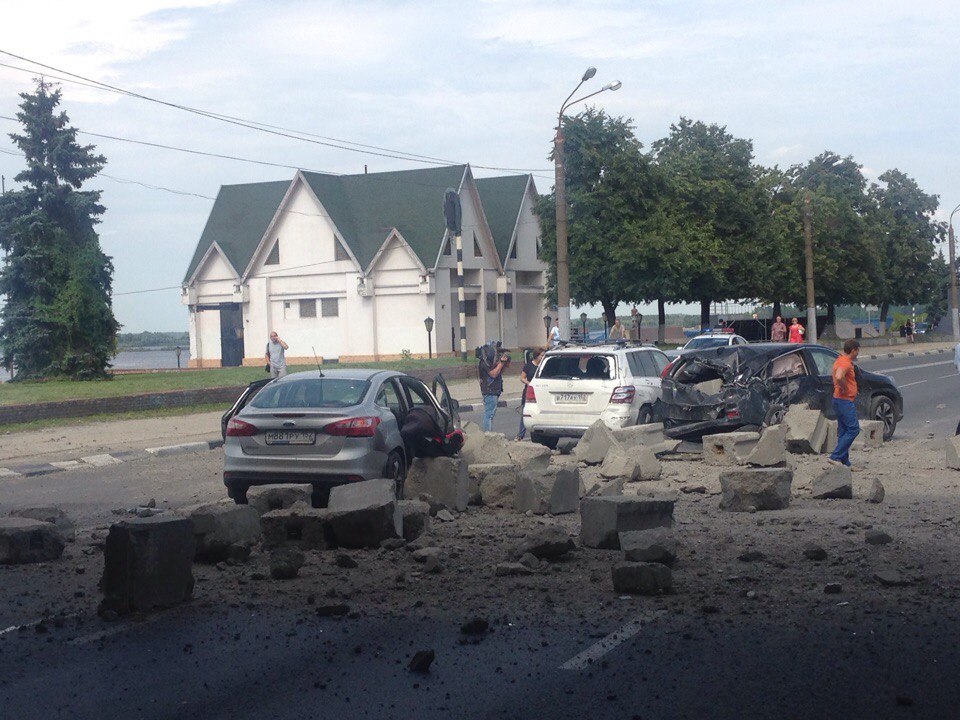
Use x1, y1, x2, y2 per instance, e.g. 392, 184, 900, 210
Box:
0, 357, 471, 406
0, 403, 227, 434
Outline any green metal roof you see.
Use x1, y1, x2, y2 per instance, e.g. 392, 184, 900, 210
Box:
183, 180, 289, 282
475, 174, 530, 263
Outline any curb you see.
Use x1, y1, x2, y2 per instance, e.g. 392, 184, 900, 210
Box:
863, 347, 949, 361
0, 438, 223, 479
459, 397, 523, 413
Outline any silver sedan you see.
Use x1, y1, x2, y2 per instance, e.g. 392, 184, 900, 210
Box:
222, 369, 459, 506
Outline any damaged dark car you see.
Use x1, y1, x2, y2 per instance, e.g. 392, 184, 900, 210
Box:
660, 343, 903, 441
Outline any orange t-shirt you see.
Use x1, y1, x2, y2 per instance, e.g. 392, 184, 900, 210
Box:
832, 354, 857, 401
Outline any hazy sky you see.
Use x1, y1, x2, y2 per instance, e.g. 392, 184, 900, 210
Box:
0, 0, 957, 331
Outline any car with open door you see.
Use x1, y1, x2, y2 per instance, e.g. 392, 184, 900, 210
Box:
660, 343, 902, 441
222, 369, 461, 507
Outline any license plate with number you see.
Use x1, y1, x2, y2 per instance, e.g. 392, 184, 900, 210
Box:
555, 393, 588, 404
265, 431, 316, 445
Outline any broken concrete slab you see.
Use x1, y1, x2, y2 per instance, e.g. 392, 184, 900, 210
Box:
515, 466, 580, 515
810, 463, 853, 499
183, 501, 261, 562
865, 529, 893, 545
512, 525, 576, 560
0, 517, 66, 564
469, 463, 518, 508
269, 547, 304, 580
611, 423, 666, 450
398, 500, 430, 542
866, 478, 885, 504
247, 484, 313, 514
328, 478, 402, 549
611, 561, 673, 595
820, 420, 838, 455
405, 456, 470, 512
8, 506, 76, 541
633, 447, 663, 481
574, 420, 622, 465
580, 494, 675, 549
744, 425, 787, 467
599, 446, 641, 481
261, 507, 334, 551
495, 562, 534, 577
619, 528, 677, 566
506, 442, 553, 472
459, 425, 511, 466
784, 405, 828, 454
647, 439, 682, 457
581, 469, 625, 498
946, 436, 960, 470
556, 438, 578, 455
719, 468, 793, 511
99, 516, 195, 615
853, 420, 884, 449
702, 431, 760, 466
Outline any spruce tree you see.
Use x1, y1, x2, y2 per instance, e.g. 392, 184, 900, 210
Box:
0, 80, 118, 379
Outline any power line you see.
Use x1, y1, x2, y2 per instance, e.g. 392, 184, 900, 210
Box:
0, 49, 552, 174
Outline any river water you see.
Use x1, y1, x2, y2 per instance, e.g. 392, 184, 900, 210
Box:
0, 348, 191, 382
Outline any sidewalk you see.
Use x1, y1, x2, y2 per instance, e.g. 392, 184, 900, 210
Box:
857, 340, 957, 360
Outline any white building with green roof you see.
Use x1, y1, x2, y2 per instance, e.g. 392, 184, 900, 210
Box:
181, 164, 547, 366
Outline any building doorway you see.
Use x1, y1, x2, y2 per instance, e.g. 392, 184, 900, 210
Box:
219, 303, 244, 367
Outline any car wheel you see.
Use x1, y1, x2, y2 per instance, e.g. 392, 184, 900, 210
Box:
530, 432, 558, 450
870, 395, 897, 441
763, 404, 788, 428
384, 449, 407, 499
228, 485, 248, 505
636, 404, 654, 425
311, 486, 331, 509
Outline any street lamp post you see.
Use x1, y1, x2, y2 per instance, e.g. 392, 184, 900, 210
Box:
554, 68, 621, 342
802, 191, 818, 344
949, 203, 960, 340
424, 317, 434, 359
580, 312, 587, 340
543, 315, 552, 343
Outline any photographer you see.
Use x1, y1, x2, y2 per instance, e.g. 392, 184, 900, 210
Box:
477, 341, 510, 431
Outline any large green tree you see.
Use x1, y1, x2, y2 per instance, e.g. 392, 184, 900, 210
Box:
0, 81, 118, 379
535, 108, 662, 322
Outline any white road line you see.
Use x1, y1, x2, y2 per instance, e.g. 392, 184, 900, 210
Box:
560, 611, 665, 671
874, 360, 953, 373
898, 380, 928, 388
939, 373, 959, 379
0, 625, 21, 637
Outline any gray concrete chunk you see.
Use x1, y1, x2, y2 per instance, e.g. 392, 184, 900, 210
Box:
405, 456, 470, 512
459, 425, 511, 466
398, 500, 431, 541
515, 466, 580, 515
506, 442, 553, 472
580, 494, 675, 549
820, 420, 838, 455
574, 420, 622, 465
611, 561, 673, 595
810, 463, 853, 499
611, 423, 666, 450
247, 484, 313, 514
328, 478, 402, 548
702, 431, 760, 466
784, 405, 827, 454
744, 425, 787, 467
0, 517, 66, 564
183, 501, 261, 562
8, 506, 75, 541
469, 463, 518, 508
947, 436, 960, 471
261, 507, 335, 550
512, 525, 576, 560
599, 446, 641, 481
719, 468, 793, 511
619, 528, 677, 565
853, 420, 884, 449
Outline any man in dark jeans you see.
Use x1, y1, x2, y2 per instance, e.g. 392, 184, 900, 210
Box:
478, 343, 508, 432
516, 348, 544, 440
829, 339, 861, 468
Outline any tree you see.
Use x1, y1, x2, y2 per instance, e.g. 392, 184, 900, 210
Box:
534, 108, 662, 322
0, 81, 118, 379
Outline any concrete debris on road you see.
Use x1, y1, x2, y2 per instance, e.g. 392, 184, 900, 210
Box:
619, 528, 677, 566
719, 468, 793, 511
182, 501, 260, 563
511, 525, 575, 560
247, 484, 313, 514
810, 462, 853, 499
574, 420, 621, 465
469, 463, 518, 508
0, 517, 66, 564
946, 436, 960, 471
269, 547, 304, 580
865, 529, 893, 545
397, 500, 430, 541
580, 494, 675, 549
408, 649, 436, 673
514, 466, 580, 515
866, 478, 885, 503
261, 506, 334, 551
8, 506, 76, 541
783, 406, 828, 455
611, 561, 673, 595
328, 478, 402, 548
405, 457, 470, 512
702, 431, 760, 466
744, 425, 787, 467
853, 421, 885, 449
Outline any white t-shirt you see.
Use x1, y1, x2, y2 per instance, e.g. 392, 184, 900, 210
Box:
550, 325, 561, 346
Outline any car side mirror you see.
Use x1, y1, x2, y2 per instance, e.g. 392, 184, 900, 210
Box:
450, 398, 460, 412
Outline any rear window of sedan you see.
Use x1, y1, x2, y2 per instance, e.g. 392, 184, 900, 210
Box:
538, 354, 616, 380
250, 378, 371, 409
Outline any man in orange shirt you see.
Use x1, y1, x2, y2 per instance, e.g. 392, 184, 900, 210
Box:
829, 339, 861, 467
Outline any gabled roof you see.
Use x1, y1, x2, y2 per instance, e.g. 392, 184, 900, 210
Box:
300, 165, 466, 270
475, 174, 531, 263
183, 180, 290, 282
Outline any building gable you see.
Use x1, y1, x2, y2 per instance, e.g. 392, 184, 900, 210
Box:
475, 174, 532, 265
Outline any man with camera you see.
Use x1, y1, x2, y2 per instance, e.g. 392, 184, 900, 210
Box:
477, 341, 510, 431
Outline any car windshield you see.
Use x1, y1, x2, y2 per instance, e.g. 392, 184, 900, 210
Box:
539, 353, 615, 380
250, 378, 370, 409
685, 337, 729, 349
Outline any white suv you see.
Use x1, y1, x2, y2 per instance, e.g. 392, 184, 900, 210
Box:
522, 343, 672, 449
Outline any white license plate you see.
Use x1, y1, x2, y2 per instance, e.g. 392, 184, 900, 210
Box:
555, 393, 588, 404
265, 430, 316, 445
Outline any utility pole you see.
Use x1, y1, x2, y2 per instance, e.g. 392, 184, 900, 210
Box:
949, 205, 960, 340
444, 189, 467, 361
802, 191, 818, 344
554, 120, 571, 342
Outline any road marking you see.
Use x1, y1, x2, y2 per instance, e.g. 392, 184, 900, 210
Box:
0, 468, 20, 477
873, 360, 953, 373
560, 612, 665, 670
897, 380, 928, 388
939, 373, 959, 379
50, 460, 83, 469
81, 454, 122, 467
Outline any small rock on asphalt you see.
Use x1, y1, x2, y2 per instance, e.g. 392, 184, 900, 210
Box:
495, 562, 533, 577
803, 543, 828, 561
874, 569, 912, 587
435, 509, 456, 522
865, 529, 893, 546
408, 649, 436, 673
866, 478, 885, 504
460, 618, 489, 635
824, 583, 843, 594
269, 548, 304, 580
738, 550, 766, 562
335, 552, 358, 569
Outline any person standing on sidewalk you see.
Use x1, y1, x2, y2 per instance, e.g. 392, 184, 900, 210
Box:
788, 318, 805, 343
608, 318, 626, 340
955, 342, 960, 435
829, 339, 861, 467
516, 348, 544, 440
771, 316, 787, 342
265, 332, 288, 378
478, 344, 508, 432
549, 319, 561, 348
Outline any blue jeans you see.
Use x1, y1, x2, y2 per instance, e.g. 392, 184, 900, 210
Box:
482, 394, 499, 432
517, 400, 527, 440
830, 398, 860, 466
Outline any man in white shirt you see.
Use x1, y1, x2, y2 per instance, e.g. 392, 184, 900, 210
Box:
266, 332, 289, 378
550, 319, 561, 348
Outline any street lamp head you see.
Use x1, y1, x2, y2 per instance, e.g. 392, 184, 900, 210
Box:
543, 315, 553, 331
581, 67, 597, 82
423, 317, 434, 333
603, 80, 622, 91
580, 312, 587, 322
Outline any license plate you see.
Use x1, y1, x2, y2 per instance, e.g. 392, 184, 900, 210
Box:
555, 393, 588, 404
265, 430, 315, 445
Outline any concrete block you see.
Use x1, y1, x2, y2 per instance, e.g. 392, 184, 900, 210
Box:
405, 456, 470, 512
947, 436, 960, 471
574, 420, 623, 465
514, 466, 580, 515
0, 517, 66, 564
611, 561, 673, 595
852, 420, 884, 449
459, 425, 511, 466
506, 442, 553, 472
611, 423, 666, 450
9, 506, 75, 541
635, 447, 663, 481
619, 528, 677, 565
811, 463, 853, 499
581, 469, 625, 498
99, 516, 195, 615
719, 468, 793, 511
703, 431, 760, 466
599, 446, 640, 481
328, 478, 402, 548
261, 507, 334, 550
469, 463, 518, 507
820, 420, 838, 455
247, 484, 313, 515
744, 425, 787, 467
784, 405, 827, 454
398, 500, 431, 541
580, 494, 675, 549
512, 525, 576, 560
184, 501, 261, 562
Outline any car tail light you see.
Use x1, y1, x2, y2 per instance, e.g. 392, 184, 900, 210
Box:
226, 418, 258, 437
323, 416, 381, 437
524, 385, 536, 404
609, 386, 636, 404
726, 409, 740, 419
660, 360, 676, 379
